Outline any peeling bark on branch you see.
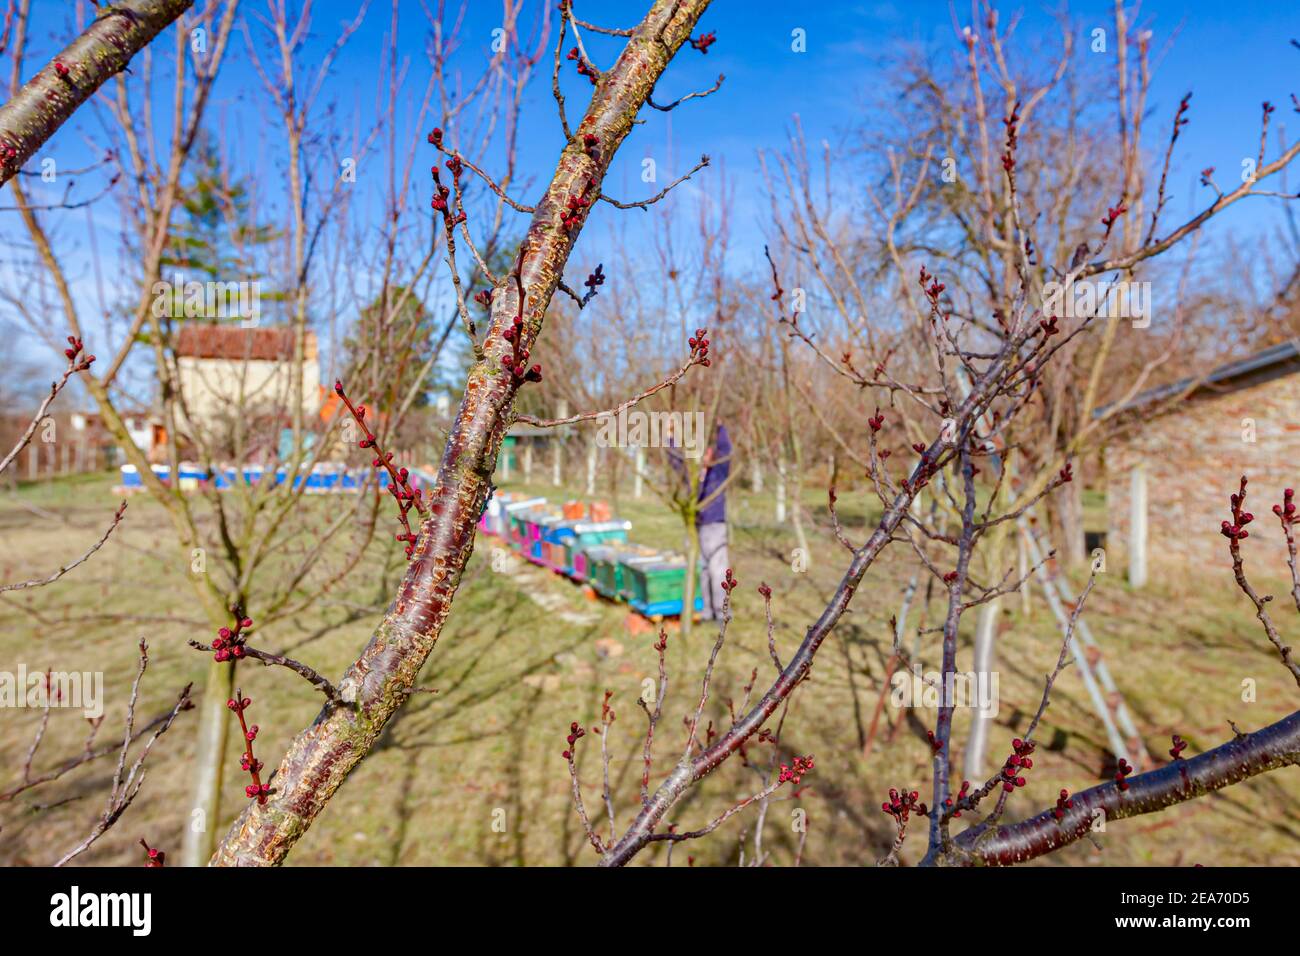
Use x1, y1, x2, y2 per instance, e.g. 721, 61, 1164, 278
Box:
0, 0, 194, 188
211, 0, 714, 867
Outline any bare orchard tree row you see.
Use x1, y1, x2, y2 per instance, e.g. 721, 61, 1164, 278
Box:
558, 5, 1300, 865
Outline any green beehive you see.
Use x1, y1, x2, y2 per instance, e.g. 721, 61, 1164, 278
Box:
584, 546, 619, 597
556, 520, 630, 577
612, 547, 663, 601
623, 559, 699, 606
570, 519, 632, 549
584, 545, 650, 598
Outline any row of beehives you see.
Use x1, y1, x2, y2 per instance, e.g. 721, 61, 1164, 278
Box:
479, 491, 702, 618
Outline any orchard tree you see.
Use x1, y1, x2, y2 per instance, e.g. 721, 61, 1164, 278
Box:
4, 0, 1300, 869
210, 0, 720, 865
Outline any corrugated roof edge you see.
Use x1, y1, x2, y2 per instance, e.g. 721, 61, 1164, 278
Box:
1093, 341, 1300, 419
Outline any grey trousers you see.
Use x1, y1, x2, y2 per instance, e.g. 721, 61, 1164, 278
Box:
698, 521, 730, 620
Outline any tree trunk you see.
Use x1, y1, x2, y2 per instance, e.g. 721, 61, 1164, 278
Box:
790, 474, 808, 568
180, 658, 236, 866
775, 456, 787, 524
961, 597, 999, 780
680, 519, 700, 640
0, 0, 194, 188
211, 0, 714, 866
1054, 470, 1086, 568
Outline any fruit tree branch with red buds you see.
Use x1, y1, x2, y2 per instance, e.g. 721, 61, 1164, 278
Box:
211, 0, 717, 866
596, 308, 1071, 865
499, 266, 545, 386
513, 329, 710, 428
188, 612, 345, 706
228, 691, 271, 805
333, 380, 428, 560
428, 126, 537, 215
567, 574, 817, 863
1225, 476, 1300, 687
600, 154, 710, 209
913, 569, 1100, 863
0, 339, 132, 597
426, 144, 490, 354
0, 336, 94, 476
950, 710, 1300, 865
922, 475, 1300, 865
556, 262, 606, 310
1275, 487, 1300, 615
0, 0, 194, 188
140, 839, 166, 867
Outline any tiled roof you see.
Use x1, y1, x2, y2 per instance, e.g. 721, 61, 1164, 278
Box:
174, 325, 316, 361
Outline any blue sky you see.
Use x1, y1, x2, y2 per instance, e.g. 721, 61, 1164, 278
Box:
6, 0, 1300, 386
292, 0, 1296, 244
334, 0, 1296, 245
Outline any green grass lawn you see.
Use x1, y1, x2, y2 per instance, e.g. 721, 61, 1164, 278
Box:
1, 471, 1297, 866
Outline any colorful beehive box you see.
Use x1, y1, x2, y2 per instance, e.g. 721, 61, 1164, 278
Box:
507, 512, 527, 547
541, 539, 565, 568
507, 511, 531, 548
623, 558, 701, 616
479, 491, 515, 536
570, 544, 596, 581
561, 519, 630, 578
583, 546, 609, 594
584, 546, 621, 598
528, 512, 568, 562
540, 519, 580, 570
570, 519, 631, 549
509, 504, 550, 550
595, 545, 659, 600
502, 499, 547, 545
569, 541, 590, 580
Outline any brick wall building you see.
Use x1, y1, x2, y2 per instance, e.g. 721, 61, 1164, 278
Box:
1104, 342, 1300, 579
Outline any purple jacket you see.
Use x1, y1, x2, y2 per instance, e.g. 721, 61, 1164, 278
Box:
671, 424, 730, 526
